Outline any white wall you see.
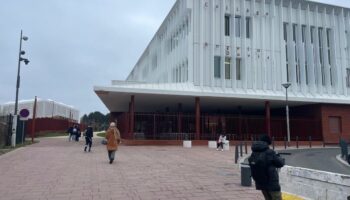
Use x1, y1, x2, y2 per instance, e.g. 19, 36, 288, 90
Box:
280, 166, 350, 200
1, 99, 79, 121
126, 0, 350, 103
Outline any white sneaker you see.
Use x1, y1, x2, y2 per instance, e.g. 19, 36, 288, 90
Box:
221, 149, 223, 151
216, 149, 219, 151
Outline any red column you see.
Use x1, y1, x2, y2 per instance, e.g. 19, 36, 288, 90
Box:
177, 103, 182, 133
195, 97, 200, 140
130, 95, 135, 139
31, 96, 37, 143
265, 101, 271, 137
153, 114, 156, 140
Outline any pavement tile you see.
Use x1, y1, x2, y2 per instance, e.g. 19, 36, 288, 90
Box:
0, 138, 264, 200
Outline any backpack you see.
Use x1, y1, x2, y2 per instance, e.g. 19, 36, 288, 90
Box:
248, 151, 269, 185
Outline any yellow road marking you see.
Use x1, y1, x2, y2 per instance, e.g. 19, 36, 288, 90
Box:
282, 193, 304, 200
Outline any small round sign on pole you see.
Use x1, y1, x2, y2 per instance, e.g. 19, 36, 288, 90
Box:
19, 108, 30, 121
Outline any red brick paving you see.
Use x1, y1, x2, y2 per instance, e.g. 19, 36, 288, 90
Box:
0, 138, 263, 200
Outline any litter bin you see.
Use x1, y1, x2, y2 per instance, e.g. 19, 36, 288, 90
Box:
241, 163, 252, 186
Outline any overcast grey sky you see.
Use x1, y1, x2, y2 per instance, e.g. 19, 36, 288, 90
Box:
0, 0, 349, 116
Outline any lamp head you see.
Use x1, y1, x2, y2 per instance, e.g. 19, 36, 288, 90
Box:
282, 83, 291, 89
24, 59, 30, 65
20, 50, 26, 55
20, 57, 30, 65
22, 36, 28, 41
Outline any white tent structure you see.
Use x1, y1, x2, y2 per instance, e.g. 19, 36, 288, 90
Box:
1, 99, 79, 122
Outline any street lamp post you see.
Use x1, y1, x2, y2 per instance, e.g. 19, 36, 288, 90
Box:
11, 30, 29, 147
282, 83, 291, 146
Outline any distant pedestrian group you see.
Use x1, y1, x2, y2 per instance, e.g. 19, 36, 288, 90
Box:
67, 124, 81, 142
67, 121, 122, 164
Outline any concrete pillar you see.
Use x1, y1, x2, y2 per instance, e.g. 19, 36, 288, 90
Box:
265, 101, 271, 137
195, 97, 200, 140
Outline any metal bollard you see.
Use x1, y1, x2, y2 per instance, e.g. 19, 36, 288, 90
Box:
309, 136, 312, 148
323, 140, 325, 147
240, 142, 243, 157
235, 144, 239, 164
296, 136, 299, 149
272, 137, 275, 150
284, 137, 287, 149
241, 163, 252, 186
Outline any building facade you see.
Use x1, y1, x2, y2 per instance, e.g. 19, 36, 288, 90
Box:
95, 0, 350, 143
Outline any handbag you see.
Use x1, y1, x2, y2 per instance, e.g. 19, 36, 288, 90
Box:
101, 139, 107, 145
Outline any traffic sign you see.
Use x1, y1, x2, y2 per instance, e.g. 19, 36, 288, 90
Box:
19, 108, 30, 120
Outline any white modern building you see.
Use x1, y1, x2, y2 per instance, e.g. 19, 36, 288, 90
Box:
95, 0, 350, 143
1, 99, 79, 122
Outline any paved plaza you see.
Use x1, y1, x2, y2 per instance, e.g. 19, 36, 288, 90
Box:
0, 137, 263, 200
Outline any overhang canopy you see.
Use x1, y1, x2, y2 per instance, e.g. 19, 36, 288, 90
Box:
94, 82, 350, 113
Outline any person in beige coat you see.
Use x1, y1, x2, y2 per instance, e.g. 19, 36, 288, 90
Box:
105, 122, 121, 164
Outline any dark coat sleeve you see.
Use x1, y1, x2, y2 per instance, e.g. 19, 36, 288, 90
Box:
267, 150, 285, 168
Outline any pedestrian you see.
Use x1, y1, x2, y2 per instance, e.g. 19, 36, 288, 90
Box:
72, 125, 78, 141
216, 134, 224, 151
105, 122, 121, 164
248, 135, 285, 200
67, 125, 74, 142
84, 124, 93, 152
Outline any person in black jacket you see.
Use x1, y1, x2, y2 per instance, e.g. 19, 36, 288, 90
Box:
248, 135, 285, 200
84, 125, 93, 152
67, 126, 74, 142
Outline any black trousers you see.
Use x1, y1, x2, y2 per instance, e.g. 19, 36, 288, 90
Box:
108, 150, 116, 161
217, 142, 223, 149
85, 137, 92, 150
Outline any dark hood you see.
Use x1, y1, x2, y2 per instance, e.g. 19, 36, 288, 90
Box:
251, 141, 269, 152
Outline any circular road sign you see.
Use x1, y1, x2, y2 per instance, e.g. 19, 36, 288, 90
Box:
19, 108, 30, 118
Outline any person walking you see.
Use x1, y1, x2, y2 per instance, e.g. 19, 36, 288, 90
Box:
67, 125, 74, 142
216, 134, 224, 151
248, 135, 285, 200
105, 122, 121, 164
84, 125, 93, 152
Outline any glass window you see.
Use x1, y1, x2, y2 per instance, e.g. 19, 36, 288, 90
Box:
326, 28, 331, 48
214, 56, 221, 78
310, 26, 315, 43
318, 27, 323, 47
327, 28, 332, 66
225, 15, 230, 36
225, 57, 231, 79
302, 25, 306, 43
305, 62, 309, 85
236, 58, 241, 80
346, 31, 349, 49
235, 16, 241, 37
246, 17, 251, 38
296, 63, 300, 84
293, 24, 297, 42
283, 22, 288, 42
